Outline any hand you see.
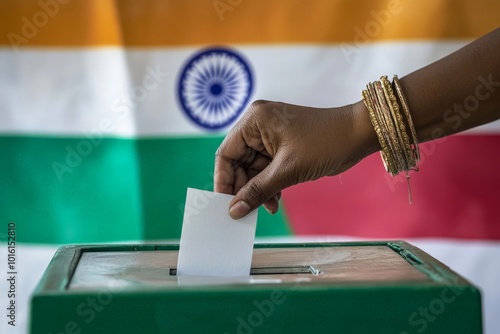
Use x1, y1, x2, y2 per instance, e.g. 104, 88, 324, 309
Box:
214, 100, 377, 219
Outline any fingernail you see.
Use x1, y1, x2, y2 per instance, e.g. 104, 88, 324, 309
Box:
229, 201, 251, 220
263, 205, 274, 215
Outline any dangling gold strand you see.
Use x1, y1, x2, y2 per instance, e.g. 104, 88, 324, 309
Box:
406, 172, 412, 205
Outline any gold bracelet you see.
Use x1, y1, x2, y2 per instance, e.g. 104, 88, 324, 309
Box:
367, 83, 399, 174
381, 76, 415, 170
393, 75, 420, 163
367, 84, 393, 165
372, 81, 403, 173
361, 89, 397, 175
362, 75, 420, 203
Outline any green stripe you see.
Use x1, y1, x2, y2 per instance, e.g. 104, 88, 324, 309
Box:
0, 136, 291, 244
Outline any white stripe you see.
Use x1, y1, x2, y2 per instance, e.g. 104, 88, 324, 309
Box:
0, 48, 137, 136
1, 42, 499, 136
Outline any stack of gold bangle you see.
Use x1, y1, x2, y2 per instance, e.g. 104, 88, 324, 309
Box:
362, 75, 420, 203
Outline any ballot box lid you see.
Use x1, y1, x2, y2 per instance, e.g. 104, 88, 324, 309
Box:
68, 242, 436, 290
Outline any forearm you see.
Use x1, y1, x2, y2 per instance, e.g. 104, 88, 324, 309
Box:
215, 28, 500, 217
355, 28, 500, 157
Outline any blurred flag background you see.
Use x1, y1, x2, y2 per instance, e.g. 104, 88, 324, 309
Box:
0, 0, 499, 333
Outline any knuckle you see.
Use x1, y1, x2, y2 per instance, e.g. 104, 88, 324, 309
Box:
249, 99, 269, 109
214, 142, 226, 161
214, 145, 221, 158
214, 133, 235, 160
248, 100, 272, 116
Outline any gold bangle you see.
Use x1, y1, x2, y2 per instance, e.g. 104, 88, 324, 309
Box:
372, 81, 403, 173
367, 84, 393, 163
362, 75, 421, 204
362, 89, 397, 175
393, 75, 420, 163
381, 75, 415, 170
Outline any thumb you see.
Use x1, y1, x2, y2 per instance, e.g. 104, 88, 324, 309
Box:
229, 156, 290, 220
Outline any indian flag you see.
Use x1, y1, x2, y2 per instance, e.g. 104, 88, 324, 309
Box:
1, 0, 499, 333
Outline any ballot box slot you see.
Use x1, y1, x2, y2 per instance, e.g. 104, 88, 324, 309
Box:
168, 266, 321, 276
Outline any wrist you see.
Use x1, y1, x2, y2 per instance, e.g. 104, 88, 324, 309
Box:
350, 100, 381, 159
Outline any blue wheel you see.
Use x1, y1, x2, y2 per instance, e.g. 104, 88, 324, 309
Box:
178, 47, 254, 130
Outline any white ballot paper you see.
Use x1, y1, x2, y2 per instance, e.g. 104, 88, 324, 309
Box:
177, 188, 258, 277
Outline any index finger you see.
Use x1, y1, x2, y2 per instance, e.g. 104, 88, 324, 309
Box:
214, 130, 246, 194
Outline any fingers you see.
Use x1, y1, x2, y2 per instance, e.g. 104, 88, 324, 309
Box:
215, 104, 271, 195
214, 100, 293, 219
214, 130, 247, 194
214, 153, 234, 194
215, 138, 270, 195
235, 153, 270, 194
229, 155, 290, 219
217, 131, 281, 219
262, 193, 281, 215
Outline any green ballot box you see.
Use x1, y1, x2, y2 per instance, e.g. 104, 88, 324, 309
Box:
29, 241, 482, 333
